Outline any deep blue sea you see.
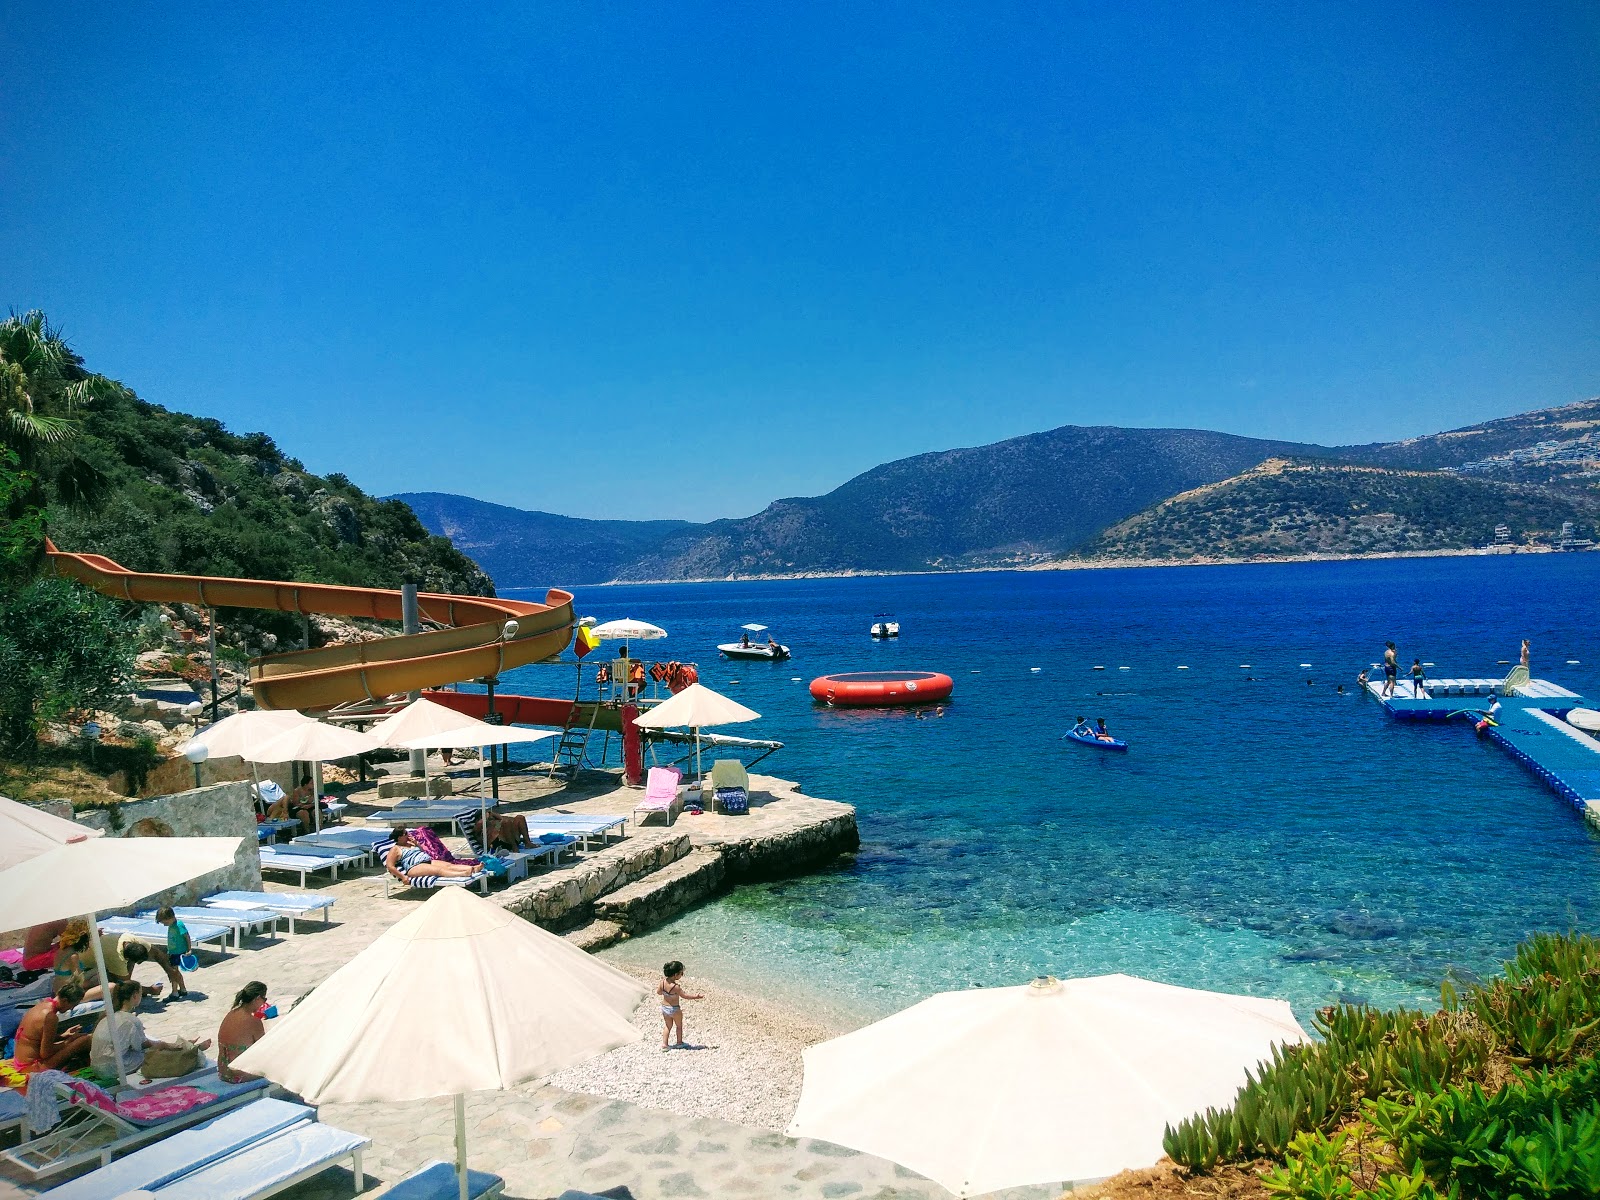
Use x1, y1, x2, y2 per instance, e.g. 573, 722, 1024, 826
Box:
499, 555, 1600, 1027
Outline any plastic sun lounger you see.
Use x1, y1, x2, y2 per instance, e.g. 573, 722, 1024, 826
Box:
378, 805, 475, 829
202, 891, 335, 933
278, 840, 375, 870
373, 837, 491, 897
459, 816, 574, 883
634, 767, 683, 826
139, 1118, 370, 1200
37, 1098, 312, 1200
521, 814, 628, 847
99, 916, 231, 957
0, 1086, 26, 1140
292, 828, 391, 853
4, 1072, 270, 1180
136, 905, 281, 950
257, 846, 363, 887
385, 1158, 505, 1200
254, 820, 299, 843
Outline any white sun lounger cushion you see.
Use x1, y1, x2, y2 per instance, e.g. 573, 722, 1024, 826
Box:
39, 1098, 312, 1200
136, 1119, 370, 1200
204, 891, 333, 912
384, 1159, 505, 1200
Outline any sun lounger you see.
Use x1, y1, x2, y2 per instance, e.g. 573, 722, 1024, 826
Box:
377, 804, 476, 829
292, 828, 391, 853
634, 766, 683, 826
0, 1085, 26, 1140
373, 837, 491, 897
254, 820, 299, 843
202, 891, 335, 933
461, 815, 575, 882
521, 814, 628, 848
385, 1158, 505, 1200
136, 1117, 369, 1200
279, 840, 375, 869
38, 1097, 311, 1199
709, 758, 750, 814
4, 1071, 269, 1179
99, 916, 231, 958
257, 846, 364, 887
136, 905, 281, 950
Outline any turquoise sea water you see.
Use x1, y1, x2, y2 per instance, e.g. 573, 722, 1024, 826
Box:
500, 555, 1600, 1027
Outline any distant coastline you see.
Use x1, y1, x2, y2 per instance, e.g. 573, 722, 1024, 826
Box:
504, 544, 1583, 591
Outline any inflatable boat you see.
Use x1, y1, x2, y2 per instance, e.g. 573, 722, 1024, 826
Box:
810, 670, 953, 707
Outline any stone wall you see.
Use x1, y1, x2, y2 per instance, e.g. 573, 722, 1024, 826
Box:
75, 781, 263, 911
497, 830, 691, 931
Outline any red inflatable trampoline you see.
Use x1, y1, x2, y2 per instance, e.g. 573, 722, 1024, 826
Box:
809, 670, 954, 707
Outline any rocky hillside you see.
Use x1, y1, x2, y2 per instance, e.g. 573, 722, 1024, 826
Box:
44, 387, 492, 602
1074, 458, 1600, 562
401, 426, 1325, 584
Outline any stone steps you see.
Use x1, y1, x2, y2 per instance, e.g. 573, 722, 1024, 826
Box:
592, 847, 727, 934
496, 830, 690, 931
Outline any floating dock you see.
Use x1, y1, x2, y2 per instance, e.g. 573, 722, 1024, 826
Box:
1365, 671, 1599, 822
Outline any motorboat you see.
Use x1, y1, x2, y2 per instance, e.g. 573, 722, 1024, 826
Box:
870, 613, 900, 639
719, 623, 790, 661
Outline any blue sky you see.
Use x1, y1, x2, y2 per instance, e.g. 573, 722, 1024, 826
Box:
4, 3, 1597, 521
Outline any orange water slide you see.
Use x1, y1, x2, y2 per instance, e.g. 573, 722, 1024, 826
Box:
45, 541, 575, 711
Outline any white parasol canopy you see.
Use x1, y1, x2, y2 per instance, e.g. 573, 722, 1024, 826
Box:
366, 697, 482, 747
633, 683, 760, 785
248, 721, 381, 832
178, 709, 313, 760
787, 973, 1309, 1196
740, 623, 768, 632
0, 835, 243, 1090
0, 794, 102, 871
233, 886, 645, 1199
1567, 708, 1600, 734
590, 618, 666, 642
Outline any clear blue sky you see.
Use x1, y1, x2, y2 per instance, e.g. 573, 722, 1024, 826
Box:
4, 3, 1597, 521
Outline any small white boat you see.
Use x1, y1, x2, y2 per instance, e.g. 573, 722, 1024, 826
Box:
870, 614, 900, 639
720, 623, 790, 661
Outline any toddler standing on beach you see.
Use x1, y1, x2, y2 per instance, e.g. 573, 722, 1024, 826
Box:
657, 960, 703, 1050
155, 907, 192, 999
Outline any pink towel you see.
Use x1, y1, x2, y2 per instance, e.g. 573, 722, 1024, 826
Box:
407, 826, 478, 867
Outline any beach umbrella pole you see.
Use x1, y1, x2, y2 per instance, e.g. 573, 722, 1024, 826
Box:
86, 914, 129, 1092
312, 761, 323, 833
455, 1092, 469, 1200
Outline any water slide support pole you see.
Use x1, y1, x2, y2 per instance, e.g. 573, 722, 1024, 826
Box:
484, 676, 500, 800
207, 608, 219, 724
401, 582, 425, 777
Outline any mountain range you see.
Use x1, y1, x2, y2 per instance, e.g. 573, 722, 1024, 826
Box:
397, 398, 1600, 587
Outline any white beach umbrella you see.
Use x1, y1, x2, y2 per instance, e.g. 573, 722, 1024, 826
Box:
399, 721, 559, 837
0, 794, 102, 871
632, 682, 760, 784
233, 886, 646, 1200
0, 835, 243, 1089
590, 618, 667, 643
367, 697, 482, 747
787, 973, 1309, 1196
248, 721, 381, 832
179, 709, 314, 802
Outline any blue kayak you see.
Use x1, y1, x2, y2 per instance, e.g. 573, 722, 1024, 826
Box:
1064, 728, 1129, 752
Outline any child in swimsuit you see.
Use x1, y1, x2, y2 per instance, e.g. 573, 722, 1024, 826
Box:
656, 960, 704, 1050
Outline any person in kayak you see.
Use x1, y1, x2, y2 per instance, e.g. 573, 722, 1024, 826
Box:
1095, 718, 1114, 742
1071, 716, 1092, 738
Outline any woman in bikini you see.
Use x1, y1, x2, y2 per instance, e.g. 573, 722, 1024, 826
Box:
385, 828, 483, 885
50, 918, 93, 996
13, 982, 91, 1073
656, 960, 704, 1050
217, 981, 271, 1083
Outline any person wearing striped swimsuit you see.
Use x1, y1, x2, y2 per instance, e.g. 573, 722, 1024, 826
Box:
384, 828, 482, 885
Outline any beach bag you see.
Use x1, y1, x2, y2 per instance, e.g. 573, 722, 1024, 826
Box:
142, 1039, 203, 1079
715, 787, 748, 815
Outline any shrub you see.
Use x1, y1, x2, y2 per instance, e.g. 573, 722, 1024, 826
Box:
1469, 933, 1600, 1067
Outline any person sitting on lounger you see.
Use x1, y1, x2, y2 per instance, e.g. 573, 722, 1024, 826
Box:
13, 982, 92, 1072
51, 918, 93, 997
385, 828, 482, 884
484, 810, 534, 851
218, 981, 272, 1083
267, 775, 319, 833
90, 981, 210, 1077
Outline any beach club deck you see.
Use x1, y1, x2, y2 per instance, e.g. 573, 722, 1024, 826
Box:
1364, 672, 1600, 823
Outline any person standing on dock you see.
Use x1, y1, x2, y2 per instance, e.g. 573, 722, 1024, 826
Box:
1521, 639, 1531, 670
1381, 642, 1398, 697
1411, 659, 1425, 697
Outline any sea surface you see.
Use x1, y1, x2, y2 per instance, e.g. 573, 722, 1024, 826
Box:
499, 554, 1600, 1028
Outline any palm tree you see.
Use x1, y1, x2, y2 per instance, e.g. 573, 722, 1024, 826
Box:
0, 310, 100, 462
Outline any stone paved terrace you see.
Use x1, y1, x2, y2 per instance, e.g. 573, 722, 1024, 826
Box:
0, 810, 1055, 1200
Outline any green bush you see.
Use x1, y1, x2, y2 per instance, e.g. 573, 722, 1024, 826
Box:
1470, 933, 1600, 1067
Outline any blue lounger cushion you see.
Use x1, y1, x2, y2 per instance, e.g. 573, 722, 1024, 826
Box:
385, 1159, 504, 1200
204, 891, 332, 912
40, 1098, 311, 1199
143, 1120, 370, 1200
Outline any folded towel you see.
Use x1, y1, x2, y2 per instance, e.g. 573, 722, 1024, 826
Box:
26, 1068, 73, 1131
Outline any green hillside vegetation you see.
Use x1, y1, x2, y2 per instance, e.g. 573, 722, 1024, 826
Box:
1077, 459, 1599, 562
